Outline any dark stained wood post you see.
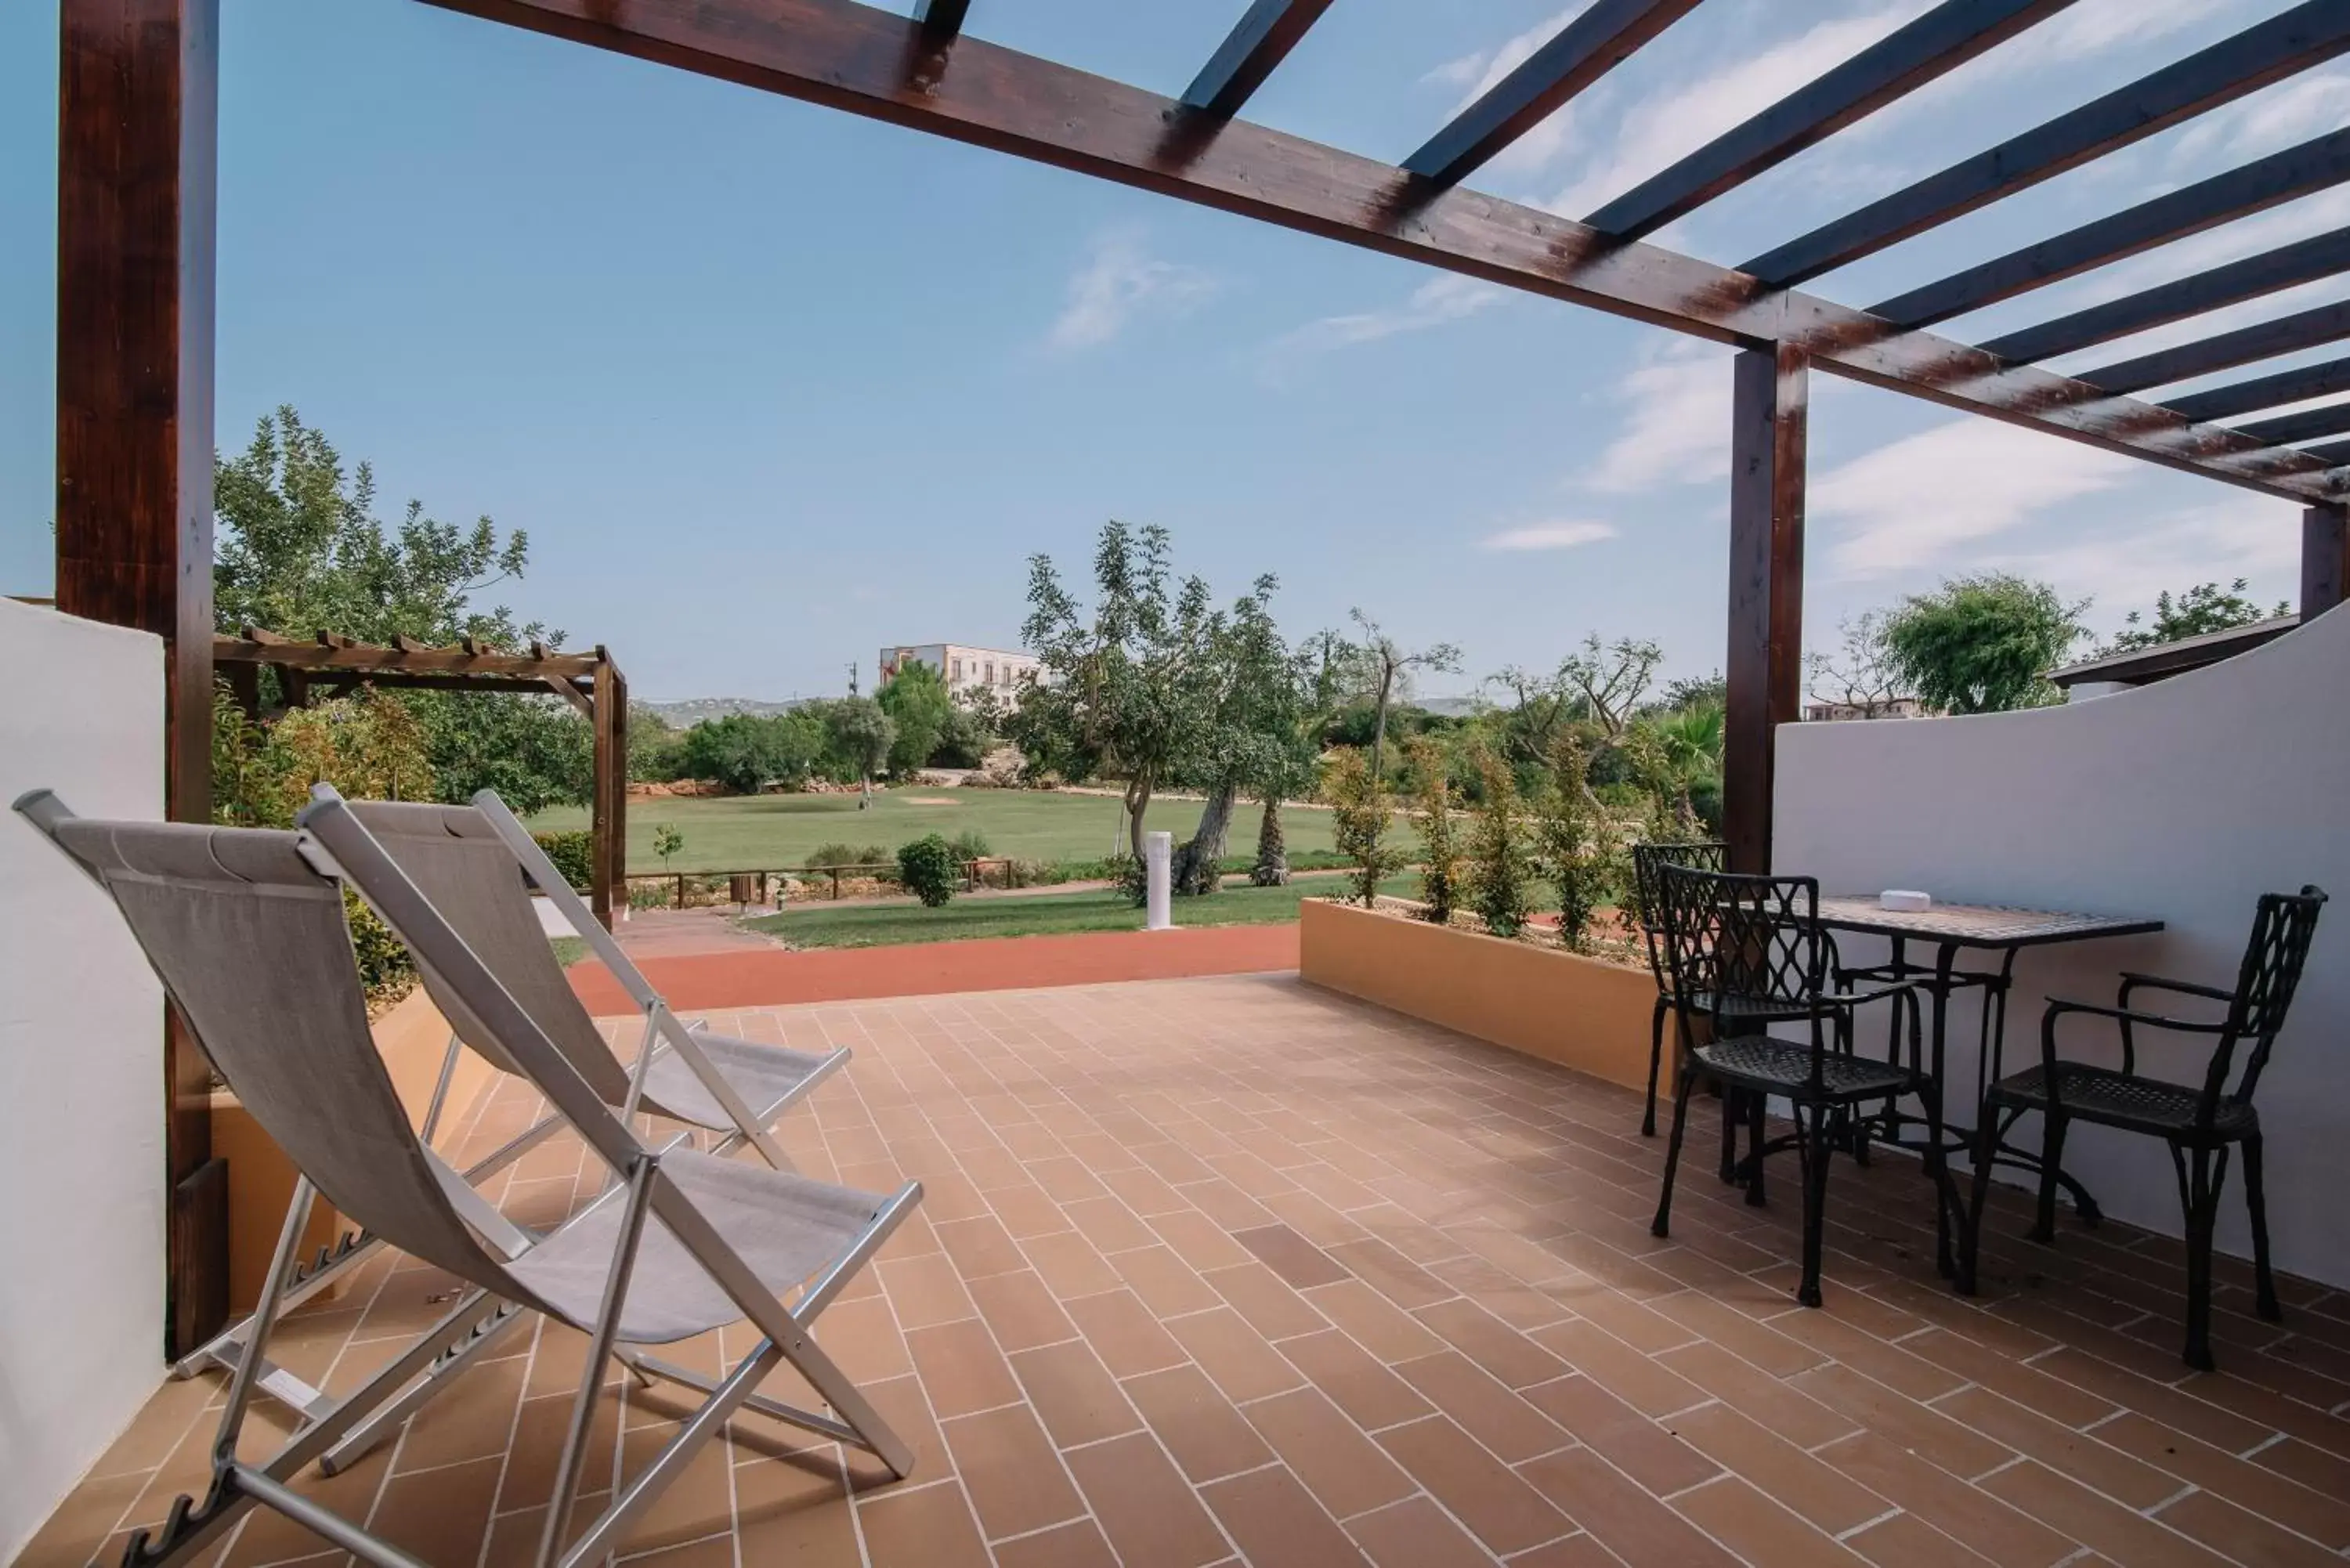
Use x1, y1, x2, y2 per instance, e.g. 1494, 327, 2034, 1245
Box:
56, 0, 225, 1354
1723, 343, 1809, 875
2304, 503, 2347, 623
591, 653, 627, 930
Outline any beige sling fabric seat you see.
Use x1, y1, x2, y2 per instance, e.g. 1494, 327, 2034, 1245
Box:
16, 792, 918, 1568
338, 794, 844, 1166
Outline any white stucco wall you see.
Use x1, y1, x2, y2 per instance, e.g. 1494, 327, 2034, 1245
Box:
1774, 603, 2350, 1287
0, 599, 168, 1561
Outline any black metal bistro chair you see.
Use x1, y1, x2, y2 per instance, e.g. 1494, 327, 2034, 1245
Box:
1631, 840, 1727, 1138
1962, 887, 2327, 1371
1651, 865, 1952, 1306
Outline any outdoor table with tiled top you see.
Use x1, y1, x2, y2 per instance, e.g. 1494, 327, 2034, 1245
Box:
1813, 895, 2164, 1270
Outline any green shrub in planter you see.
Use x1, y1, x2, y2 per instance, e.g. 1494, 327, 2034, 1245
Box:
532, 829, 595, 890
897, 834, 960, 907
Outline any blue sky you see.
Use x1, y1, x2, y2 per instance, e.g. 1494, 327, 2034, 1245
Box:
1, 0, 2335, 701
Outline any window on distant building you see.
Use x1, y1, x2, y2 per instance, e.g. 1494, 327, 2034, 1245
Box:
985, 663, 996, 684
951, 659, 962, 681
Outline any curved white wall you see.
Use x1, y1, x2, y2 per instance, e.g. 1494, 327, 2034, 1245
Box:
1775, 603, 2350, 1287
0, 600, 167, 1560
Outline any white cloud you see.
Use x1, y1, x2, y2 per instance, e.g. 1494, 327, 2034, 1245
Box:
1542, 2, 1931, 219
1046, 229, 1215, 352
2036, 0, 2211, 62
1989, 495, 2301, 623
1813, 418, 2136, 580
1479, 519, 1619, 551
1423, 6, 1592, 176
1584, 344, 1734, 493
2172, 67, 2350, 167
1266, 274, 1505, 359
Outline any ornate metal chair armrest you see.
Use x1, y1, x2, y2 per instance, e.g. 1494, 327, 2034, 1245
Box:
2043, 996, 2228, 1035
1818, 977, 1919, 1011
2117, 970, 2235, 1006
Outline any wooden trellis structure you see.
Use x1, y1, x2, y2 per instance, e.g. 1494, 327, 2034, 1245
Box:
213, 629, 631, 930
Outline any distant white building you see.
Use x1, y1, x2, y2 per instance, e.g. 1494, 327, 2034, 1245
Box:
1802, 696, 1929, 721
879, 644, 1041, 707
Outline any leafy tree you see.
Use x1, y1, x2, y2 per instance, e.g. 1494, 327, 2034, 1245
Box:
929, 704, 996, 769
897, 834, 960, 907
1347, 609, 1461, 784
1657, 672, 1726, 711
652, 823, 685, 872
1488, 634, 1663, 789
1252, 627, 1358, 887
1531, 734, 1614, 954
628, 706, 689, 782
824, 696, 896, 807
1883, 573, 2088, 714
211, 405, 590, 812
1010, 521, 1225, 865
1323, 747, 1401, 907
1408, 737, 1462, 925
2100, 578, 2288, 655
1171, 576, 1295, 895
1464, 742, 1531, 939
878, 659, 954, 776
677, 712, 825, 793
1806, 612, 1907, 716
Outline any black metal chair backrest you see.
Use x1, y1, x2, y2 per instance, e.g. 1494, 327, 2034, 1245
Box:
1632, 841, 1726, 994
1657, 864, 1829, 1015
2211, 885, 2328, 1111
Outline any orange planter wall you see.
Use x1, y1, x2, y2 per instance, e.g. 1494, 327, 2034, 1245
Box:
1299, 898, 1656, 1091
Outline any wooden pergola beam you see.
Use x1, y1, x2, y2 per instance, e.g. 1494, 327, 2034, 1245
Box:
2307, 504, 2348, 620
1981, 226, 2350, 366
1402, 0, 1700, 188
1872, 128, 2350, 329
414, 0, 2345, 504
1744, 0, 2350, 287
911, 0, 967, 42
2083, 297, 2350, 396
1585, 0, 2079, 239
2166, 354, 2350, 421
212, 636, 604, 679
57, 0, 225, 1359
2240, 399, 2350, 445
1181, 0, 1336, 121
1724, 344, 1809, 876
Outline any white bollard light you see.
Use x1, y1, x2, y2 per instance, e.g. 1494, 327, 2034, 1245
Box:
1144, 830, 1173, 931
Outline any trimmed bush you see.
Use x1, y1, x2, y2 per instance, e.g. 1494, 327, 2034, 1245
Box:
533, 829, 595, 891
897, 834, 960, 907
947, 827, 992, 864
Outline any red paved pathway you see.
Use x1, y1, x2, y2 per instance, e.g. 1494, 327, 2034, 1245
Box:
568, 923, 1300, 1014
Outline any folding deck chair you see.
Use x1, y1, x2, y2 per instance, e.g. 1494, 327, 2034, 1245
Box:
166, 786, 850, 1464
16, 792, 919, 1568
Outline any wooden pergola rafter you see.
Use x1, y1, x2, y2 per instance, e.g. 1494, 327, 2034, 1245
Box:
51, 0, 2350, 1347
213, 628, 631, 930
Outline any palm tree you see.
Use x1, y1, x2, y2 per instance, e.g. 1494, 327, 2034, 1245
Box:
1643, 701, 1723, 830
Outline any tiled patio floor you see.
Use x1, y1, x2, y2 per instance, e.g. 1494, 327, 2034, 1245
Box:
24, 974, 2350, 1568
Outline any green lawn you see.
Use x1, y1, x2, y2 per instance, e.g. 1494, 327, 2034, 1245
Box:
529, 788, 1343, 874
743, 873, 1416, 948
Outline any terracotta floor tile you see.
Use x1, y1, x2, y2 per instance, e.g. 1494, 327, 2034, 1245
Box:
987, 1180, 1073, 1240
1345, 1495, 1502, 1568
1418, 1298, 1572, 1390
1839, 1508, 2002, 1568
940, 1403, 1087, 1541
1653, 1339, 1860, 1451
1120, 1364, 1277, 1483
968, 1268, 1083, 1355
1325, 1239, 1456, 1312
731, 1447, 859, 1562
1062, 1288, 1189, 1378
1199, 1465, 1370, 1566
991, 1518, 1121, 1568
1521, 1375, 1723, 1499
1148, 1209, 1257, 1274
1395, 1351, 1569, 1464
1242, 1386, 1417, 1519
1234, 1223, 1353, 1290
1061, 1195, 1161, 1255
1112, 1245, 1223, 1319
1372, 1414, 1573, 1555
1932, 1386, 2176, 1508
2092, 1411, 2350, 1549
1518, 1447, 1744, 1568
1063, 1433, 1232, 1568
1301, 1279, 1448, 1364
879, 1249, 980, 1330
856, 1479, 992, 1568
1202, 1260, 1331, 1342
906, 1316, 1021, 1418
1011, 1340, 1144, 1449
1533, 1318, 1708, 1418
935, 1213, 1030, 1281
1671, 1475, 1871, 1568
1165, 1306, 1311, 1404
1500, 1530, 1628, 1567
1790, 1364, 2013, 1480
1022, 1229, 1126, 1301
1100, 1163, 1191, 1218
367, 1453, 502, 1566
1978, 1459, 2236, 1568
1277, 1328, 1433, 1432
2153, 1486, 2345, 1568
